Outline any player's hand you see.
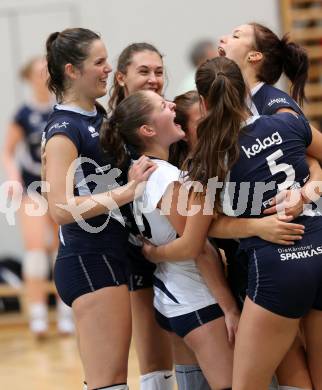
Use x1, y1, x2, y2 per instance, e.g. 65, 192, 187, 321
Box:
142, 241, 160, 263
224, 307, 240, 344
263, 189, 304, 218
128, 156, 156, 198
257, 214, 305, 245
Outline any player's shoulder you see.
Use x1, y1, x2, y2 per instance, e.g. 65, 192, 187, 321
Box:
45, 106, 87, 133
258, 84, 303, 115
151, 159, 181, 180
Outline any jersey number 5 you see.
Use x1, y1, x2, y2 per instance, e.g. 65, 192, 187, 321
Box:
266, 149, 295, 191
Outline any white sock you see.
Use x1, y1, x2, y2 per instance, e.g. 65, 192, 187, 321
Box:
57, 298, 74, 334
140, 370, 174, 390
175, 365, 211, 390
29, 302, 48, 334
83, 382, 87, 390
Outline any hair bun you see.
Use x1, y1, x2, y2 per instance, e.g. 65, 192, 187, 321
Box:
46, 32, 60, 52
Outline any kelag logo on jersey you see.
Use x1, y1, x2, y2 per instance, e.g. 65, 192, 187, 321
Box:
242, 131, 283, 159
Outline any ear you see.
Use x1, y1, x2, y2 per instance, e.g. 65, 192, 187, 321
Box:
116, 71, 126, 87
247, 51, 263, 64
138, 124, 156, 138
64, 63, 79, 80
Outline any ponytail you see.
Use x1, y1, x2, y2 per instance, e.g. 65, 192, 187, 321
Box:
46, 31, 60, 53
188, 57, 248, 211
100, 116, 129, 168
108, 80, 125, 112
281, 35, 308, 106
250, 23, 308, 106
46, 32, 63, 98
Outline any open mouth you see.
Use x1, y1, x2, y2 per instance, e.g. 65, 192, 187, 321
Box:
146, 86, 158, 92
218, 47, 226, 57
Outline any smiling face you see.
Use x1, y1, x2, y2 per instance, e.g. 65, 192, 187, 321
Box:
117, 50, 164, 97
218, 24, 256, 70
144, 91, 185, 148
74, 39, 112, 100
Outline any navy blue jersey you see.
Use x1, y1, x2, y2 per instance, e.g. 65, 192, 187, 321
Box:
225, 112, 321, 249
14, 103, 53, 177
43, 105, 129, 257
251, 83, 304, 117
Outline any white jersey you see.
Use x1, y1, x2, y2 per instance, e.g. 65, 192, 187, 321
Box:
133, 159, 216, 317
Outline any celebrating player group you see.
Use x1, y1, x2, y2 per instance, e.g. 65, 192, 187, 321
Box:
35, 22, 322, 390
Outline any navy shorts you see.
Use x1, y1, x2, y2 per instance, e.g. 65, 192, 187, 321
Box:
247, 230, 322, 318
54, 252, 128, 307
127, 242, 156, 291
155, 304, 224, 338
209, 238, 246, 309
227, 248, 248, 310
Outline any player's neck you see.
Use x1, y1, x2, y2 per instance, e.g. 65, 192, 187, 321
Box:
62, 91, 96, 112
143, 144, 169, 162
243, 68, 260, 91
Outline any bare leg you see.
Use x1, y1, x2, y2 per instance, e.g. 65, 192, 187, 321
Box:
72, 286, 131, 390
131, 288, 173, 374
171, 332, 197, 365
276, 335, 312, 389
184, 317, 233, 389
19, 195, 51, 336
20, 196, 50, 302
171, 333, 211, 390
233, 297, 299, 390
303, 309, 322, 390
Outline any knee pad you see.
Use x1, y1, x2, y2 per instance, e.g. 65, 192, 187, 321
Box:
140, 370, 174, 390
175, 365, 211, 390
23, 250, 49, 278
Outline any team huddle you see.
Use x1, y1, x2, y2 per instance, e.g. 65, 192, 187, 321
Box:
8, 22, 322, 390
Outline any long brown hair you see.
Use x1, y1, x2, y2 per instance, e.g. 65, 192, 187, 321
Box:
101, 91, 154, 168
169, 90, 199, 168
188, 57, 248, 211
250, 22, 308, 106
